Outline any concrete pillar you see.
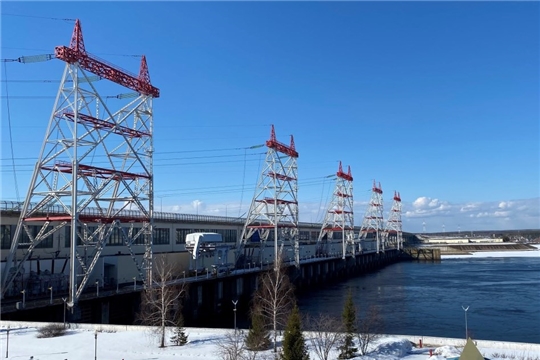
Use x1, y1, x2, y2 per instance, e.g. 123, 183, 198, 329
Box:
101, 301, 110, 324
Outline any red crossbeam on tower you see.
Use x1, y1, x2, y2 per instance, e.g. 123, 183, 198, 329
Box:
63, 112, 150, 138
256, 197, 297, 205
41, 161, 150, 180
337, 161, 353, 181
372, 180, 383, 194
55, 19, 160, 98
247, 224, 297, 229
322, 226, 354, 231
25, 214, 148, 223
266, 124, 299, 158
329, 209, 353, 214
267, 171, 296, 181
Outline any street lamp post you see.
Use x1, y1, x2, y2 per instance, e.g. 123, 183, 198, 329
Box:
232, 300, 238, 334
5, 325, 10, 358
48, 286, 53, 304
62, 297, 67, 328
462, 305, 469, 340
21, 290, 25, 308
95, 280, 99, 297
133, 277, 137, 291
94, 330, 98, 360
183, 271, 186, 280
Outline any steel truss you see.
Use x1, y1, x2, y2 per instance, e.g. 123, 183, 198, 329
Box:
384, 191, 403, 250
236, 125, 299, 269
359, 180, 385, 253
317, 162, 355, 259
0, 20, 159, 307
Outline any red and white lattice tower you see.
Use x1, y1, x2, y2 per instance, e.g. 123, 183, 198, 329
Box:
0, 20, 159, 307
236, 125, 299, 269
359, 180, 384, 253
317, 162, 355, 259
384, 191, 403, 250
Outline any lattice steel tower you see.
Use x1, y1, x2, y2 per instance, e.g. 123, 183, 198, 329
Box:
0, 20, 159, 308
384, 191, 403, 250
236, 125, 299, 269
359, 180, 384, 253
317, 162, 355, 259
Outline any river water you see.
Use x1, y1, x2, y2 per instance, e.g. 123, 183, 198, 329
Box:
297, 255, 540, 344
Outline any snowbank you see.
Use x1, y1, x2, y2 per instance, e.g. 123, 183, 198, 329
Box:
442, 245, 540, 259
1, 321, 540, 360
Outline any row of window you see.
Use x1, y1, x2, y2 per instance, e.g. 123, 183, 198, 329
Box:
0, 224, 239, 249
1, 225, 54, 249
63, 226, 170, 246
175, 229, 237, 244
0, 224, 339, 249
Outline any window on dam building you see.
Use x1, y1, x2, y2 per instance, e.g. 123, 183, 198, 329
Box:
1, 225, 11, 249
175, 228, 238, 244
64, 226, 98, 247
299, 230, 310, 242
153, 228, 170, 245
0, 225, 54, 249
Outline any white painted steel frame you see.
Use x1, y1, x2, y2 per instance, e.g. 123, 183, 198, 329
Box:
0, 62, 154, 306
359, 182, 385, 253
384, 193, 403, 250
317, 169, 355, 259
236, 146, 299, 268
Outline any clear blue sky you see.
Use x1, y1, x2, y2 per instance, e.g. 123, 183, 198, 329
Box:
1, 2, 538, 233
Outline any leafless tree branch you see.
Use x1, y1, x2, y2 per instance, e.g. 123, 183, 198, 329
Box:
356, 305, 384, 356
137, 255, 188, 348
305, 313, 344, 360
253, 252, 295, 353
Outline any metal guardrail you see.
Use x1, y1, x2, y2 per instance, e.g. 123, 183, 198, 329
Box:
0, 200, 246, 224
0, 200, 335, 229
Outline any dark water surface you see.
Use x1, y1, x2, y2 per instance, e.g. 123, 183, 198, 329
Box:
297, 257, 540, 343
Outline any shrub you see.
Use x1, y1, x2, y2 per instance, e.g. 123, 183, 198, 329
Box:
37, 323, 66, 338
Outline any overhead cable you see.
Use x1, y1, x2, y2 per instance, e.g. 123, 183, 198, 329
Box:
3, 62, 21, 201
2, 13, 76, 22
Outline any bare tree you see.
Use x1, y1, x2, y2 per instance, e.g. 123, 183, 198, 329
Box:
305, 313, 344, 360
356, 305, 383, 356
217, 330, 273, 360
138, 255, 188, 348
254, 252, 295, 353
217, 330, 247, 360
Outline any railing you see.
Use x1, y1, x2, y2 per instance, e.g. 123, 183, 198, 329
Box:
0, 200, 247, 224
0, 200, 332, 228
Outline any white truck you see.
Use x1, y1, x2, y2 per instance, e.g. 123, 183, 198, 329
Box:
185, 232, 223, 260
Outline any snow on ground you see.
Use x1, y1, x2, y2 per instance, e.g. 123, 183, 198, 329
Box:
2, 245, 539, 359
1, 324, 540, 360
442, 244, 540, 259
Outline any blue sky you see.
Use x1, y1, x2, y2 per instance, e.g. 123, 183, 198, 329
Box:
1, 2, 538, 233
